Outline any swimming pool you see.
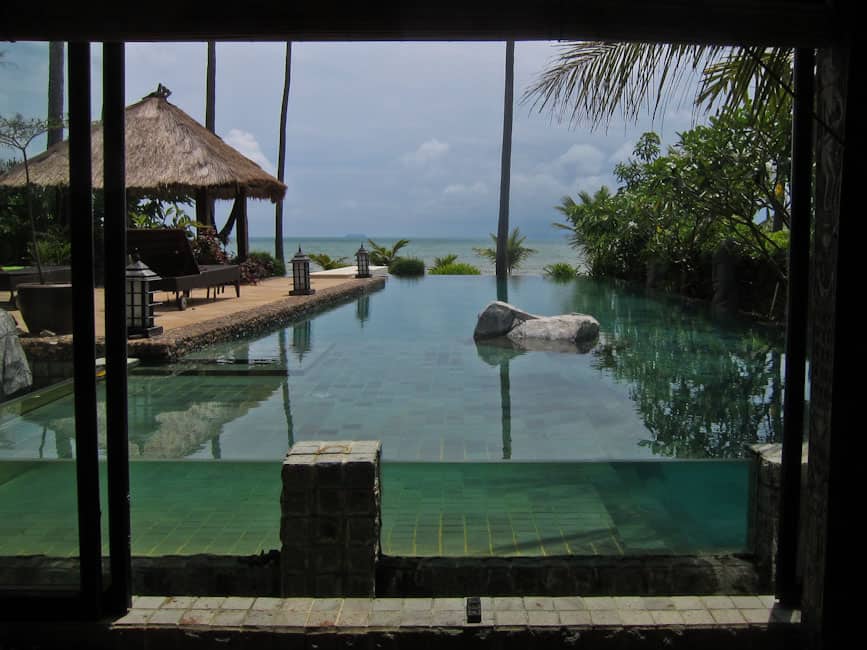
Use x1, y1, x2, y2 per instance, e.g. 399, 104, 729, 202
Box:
0, 275, 783, 559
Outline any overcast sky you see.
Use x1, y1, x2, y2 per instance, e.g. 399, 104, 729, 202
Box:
1, 41, 700, 239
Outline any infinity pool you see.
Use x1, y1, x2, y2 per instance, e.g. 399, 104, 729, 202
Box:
0, 276, 784, 558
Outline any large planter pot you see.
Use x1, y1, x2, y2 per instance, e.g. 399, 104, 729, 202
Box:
15, 283, 74, 335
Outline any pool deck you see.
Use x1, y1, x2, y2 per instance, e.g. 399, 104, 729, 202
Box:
0, 593, 801, 649
9, 274, 386, 364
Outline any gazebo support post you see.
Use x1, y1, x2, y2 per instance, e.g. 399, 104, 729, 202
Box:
195, 188, 212, 229
236, 192, 249, 261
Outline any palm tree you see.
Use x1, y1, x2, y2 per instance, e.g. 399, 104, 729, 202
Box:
431, 254, 458, 271
200, 41, 217, 229
496, 40, 515, 288
308, 253, 348, 270
474, 227, 536, 275
523, 42, 793, 130
47, 42, 64, 147
274, 42, 292, 266
367, 238, 410, 266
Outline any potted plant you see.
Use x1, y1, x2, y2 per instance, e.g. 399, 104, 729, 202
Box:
0, 114, 73, 335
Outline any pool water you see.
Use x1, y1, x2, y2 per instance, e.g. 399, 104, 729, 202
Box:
0, 276, 783, 558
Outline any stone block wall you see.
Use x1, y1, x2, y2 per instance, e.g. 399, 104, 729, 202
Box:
280, 440, 381, 596
748, 443, 809, 589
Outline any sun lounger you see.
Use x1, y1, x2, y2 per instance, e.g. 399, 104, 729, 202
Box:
127, 228, 241, 310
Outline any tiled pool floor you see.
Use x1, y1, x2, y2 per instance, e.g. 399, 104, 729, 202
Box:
0, 459, 748, 558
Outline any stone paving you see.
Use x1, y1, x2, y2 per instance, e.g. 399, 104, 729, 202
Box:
116, 594, 800, 630
5, 275, 352, 336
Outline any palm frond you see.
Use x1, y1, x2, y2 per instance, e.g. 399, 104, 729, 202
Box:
697, 47, 793, 120
522, 42, 728, 130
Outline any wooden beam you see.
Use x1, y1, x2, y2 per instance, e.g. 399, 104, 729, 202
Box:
1, 1, 838, 47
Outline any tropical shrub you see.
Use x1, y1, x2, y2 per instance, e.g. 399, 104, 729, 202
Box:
388, 257, 425, 277
542, 262, 577, 281
129, 198, 199, 234
30, 229, 71, 265
309, 252, 348, 270
191, 227, 230, 265
231, 251, 286, 284
555, 107, 792, 309
473, 227, 536, 274
368, 238, 410, 266
248, 251, 286, 277
429, 262, 481, 275
430, 253, 458, 271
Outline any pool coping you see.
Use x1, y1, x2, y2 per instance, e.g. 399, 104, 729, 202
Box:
0, 594, 802, 650
17, 276, 386, 366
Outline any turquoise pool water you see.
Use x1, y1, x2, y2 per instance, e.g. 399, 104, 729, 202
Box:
0, 275, 782, 557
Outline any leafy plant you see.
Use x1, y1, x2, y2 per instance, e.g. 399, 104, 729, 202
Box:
309, 252, 349, 270
554, 106, 792, 310
368, 238, 410, 266
191, 227, 230, 265
429, 262, 481, 275
231, 252, 282, 285
29, 229, 71, 265
430, 253, 458, 271
388, 257, 425, 277
543, 262, 577, 281
0, 114, 63, 282
473, 227, 536, 274
129, 198, 200, 234
248, 251, 286, 277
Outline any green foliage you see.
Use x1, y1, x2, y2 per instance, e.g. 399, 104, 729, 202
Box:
29, 229, 70, 265
473, 227, 536, 274
249, 251, 286, 277
191, 227, 230, 265
0, 113, 66, 280
233, 251, 286, 284
542, 262, 577, 281
555, 106, 792, 304
368, 238, 410, 266
523, 42, 792, 131
129, 198, 200, 234
429, 262, 481, 275
388, 257, 425, 277
309, 253, 349, 270
430, 253, 458, 271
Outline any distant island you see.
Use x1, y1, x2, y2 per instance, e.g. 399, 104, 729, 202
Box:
343, 234, 367, 239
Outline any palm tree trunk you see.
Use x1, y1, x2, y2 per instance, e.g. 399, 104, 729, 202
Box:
496, 40, 515, 289
275, 42, 292, 265
48, 42, 66, 228
499, 361, 512, 460
47, 42, 64, 147
202, 41, 217, 229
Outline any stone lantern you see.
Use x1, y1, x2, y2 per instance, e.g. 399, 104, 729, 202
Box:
290, 246, 315, 296
355, 243, 371, 278
126, 253, 163, 338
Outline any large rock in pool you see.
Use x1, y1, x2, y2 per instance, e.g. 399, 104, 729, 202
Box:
473, 301, 538, 339
506, 314, 600, 348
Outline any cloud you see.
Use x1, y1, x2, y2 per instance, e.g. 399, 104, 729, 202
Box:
223, 128, 276, 175
608, 140, 636, 163
402, 138, 449, 165
555, 143, 605, 175
443, 181, 487, 196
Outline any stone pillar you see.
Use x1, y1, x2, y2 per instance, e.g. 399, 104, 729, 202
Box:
280, 440, 381, 596
748, 443, 808, 589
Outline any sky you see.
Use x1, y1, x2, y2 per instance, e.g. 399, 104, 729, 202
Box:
0, 41, 702, 239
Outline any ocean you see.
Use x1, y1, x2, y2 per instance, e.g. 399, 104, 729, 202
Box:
248, 236, 582, 275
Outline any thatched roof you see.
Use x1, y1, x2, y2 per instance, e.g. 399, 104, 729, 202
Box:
0, 92, 287, 202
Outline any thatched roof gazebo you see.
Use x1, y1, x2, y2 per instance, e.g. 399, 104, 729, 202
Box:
0, 86, 287, 259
